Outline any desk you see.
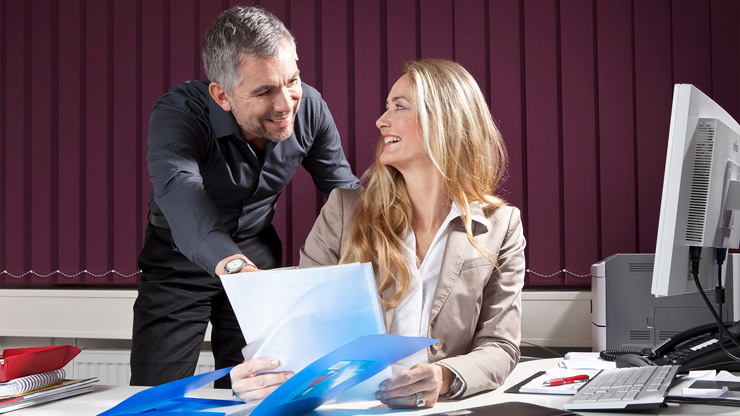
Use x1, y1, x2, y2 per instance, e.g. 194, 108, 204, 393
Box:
9, 359, 737, 415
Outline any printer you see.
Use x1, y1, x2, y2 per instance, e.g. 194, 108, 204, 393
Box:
591, 253, 739, 352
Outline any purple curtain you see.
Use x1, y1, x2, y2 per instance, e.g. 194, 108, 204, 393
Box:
1, 0, 739, 287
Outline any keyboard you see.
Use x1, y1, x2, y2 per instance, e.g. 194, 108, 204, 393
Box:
563, 365, 680, 411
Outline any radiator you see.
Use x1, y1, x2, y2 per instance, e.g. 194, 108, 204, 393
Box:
71, 349, 216, 386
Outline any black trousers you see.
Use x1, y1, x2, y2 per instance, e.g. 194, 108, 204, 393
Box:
130, 222, 282, 388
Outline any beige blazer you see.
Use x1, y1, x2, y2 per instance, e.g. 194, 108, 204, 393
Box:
299, 188, 526, 397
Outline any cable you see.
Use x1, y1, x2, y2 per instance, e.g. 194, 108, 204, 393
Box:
713, 248, 740, 362
716, 247, 727, 306
689, 247, 740, 362
599, 349, 643, 362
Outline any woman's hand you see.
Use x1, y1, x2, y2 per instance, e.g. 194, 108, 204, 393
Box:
374, 363, 451, 408
230, 358, 293, 402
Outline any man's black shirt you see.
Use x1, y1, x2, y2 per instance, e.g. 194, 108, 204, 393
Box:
146, 80, 359, 274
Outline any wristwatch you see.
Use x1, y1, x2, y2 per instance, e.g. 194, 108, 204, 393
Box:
447, 375, 464, 398
224, 258, 255, 274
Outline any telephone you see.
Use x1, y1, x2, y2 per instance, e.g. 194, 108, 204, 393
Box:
600, 321, 740, 372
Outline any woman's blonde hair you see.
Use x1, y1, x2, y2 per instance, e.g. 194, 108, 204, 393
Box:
340, 59, 509, 307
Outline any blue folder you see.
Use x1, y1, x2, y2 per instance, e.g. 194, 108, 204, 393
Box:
97, 366, 238, 416
98, 334, 435, 416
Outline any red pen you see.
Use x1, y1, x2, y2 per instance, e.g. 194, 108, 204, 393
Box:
542, 374, 590, 386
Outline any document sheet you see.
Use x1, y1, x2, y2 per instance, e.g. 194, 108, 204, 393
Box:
221, 262, 390, 399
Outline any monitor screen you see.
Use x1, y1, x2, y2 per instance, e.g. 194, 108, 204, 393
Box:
652, 84, 740, 297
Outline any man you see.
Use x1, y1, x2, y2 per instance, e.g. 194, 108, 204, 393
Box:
130, 6, 360, 388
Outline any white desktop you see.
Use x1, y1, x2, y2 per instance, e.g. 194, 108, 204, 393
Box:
7, 358, 739, 416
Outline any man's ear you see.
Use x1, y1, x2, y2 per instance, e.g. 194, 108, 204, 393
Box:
209, 82, 232, 112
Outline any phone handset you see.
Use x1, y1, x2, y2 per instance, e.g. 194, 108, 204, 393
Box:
650, 322, 728, 358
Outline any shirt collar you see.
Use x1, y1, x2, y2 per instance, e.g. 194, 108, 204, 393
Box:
452, 201, 489, 235
208, 94, 241, 140
404, 201, 488, 242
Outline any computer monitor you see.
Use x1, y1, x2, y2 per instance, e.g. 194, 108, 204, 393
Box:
652, 84, 740, 297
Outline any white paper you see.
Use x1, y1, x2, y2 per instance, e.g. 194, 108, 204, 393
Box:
519, 367, 601, 395
681, 385, 729, 398
220, 262, 386, 375
556, 351, 616, 370
563, 352, 601, 360
668, 369, 740, 400
557, 357, 616, 370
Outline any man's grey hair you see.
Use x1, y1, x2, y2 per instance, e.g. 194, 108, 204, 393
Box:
203, 6, 296, 93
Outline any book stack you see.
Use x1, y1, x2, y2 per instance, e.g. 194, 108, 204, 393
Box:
0, 346, 98, 413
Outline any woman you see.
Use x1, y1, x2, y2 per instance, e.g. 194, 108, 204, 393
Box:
231, 59, 526, 409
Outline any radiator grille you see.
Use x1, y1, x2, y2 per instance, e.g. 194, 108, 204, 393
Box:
72, 350, 216, 386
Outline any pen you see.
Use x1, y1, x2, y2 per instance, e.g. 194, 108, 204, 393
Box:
542, 374, 590, 386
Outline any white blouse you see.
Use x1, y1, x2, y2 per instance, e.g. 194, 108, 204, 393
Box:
389, 204, 460, 371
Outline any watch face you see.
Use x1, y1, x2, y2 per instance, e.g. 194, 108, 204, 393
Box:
225, 258, 246, 273
450, 377, 463, 395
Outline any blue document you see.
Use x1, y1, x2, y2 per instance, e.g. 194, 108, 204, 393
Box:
250, 334, 435, 416
100, 262, 436, 415
97, 334, 435, 415
96, 366, 239, 415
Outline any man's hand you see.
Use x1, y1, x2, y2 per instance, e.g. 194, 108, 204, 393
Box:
215, 254, 259, 276
230, 358, 293, 402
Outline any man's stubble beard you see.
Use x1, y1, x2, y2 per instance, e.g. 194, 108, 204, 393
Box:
232, 100, 300, 144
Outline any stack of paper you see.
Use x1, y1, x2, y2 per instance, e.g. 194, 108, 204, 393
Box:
0, 345, 98, 413
668, 369, 740, 402
0, 369, 66, 397
0, 374, 98, 413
